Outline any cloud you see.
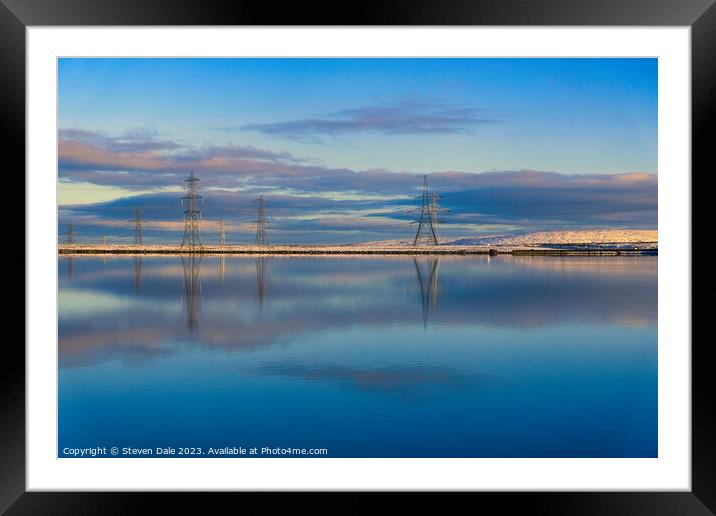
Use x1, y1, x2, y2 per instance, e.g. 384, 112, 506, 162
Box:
59, 128, 311, 191
58, 171, 656, 244
258, 363, 470, 393
435, 171, 657, 227
59, 128, 181, 153
58, 255, 657, 368
238, 100, 497, 142
58, 128, 657, 243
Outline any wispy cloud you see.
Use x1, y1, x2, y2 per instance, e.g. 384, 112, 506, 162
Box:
236, 100, 498, 142
59, 128, 181, 153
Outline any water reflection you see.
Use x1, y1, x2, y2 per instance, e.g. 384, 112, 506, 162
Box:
59, 255, 657, 363
259, 362, 470, 394
58, 255, 657, 458
255, 257, 269, 306
413, 258, 440, 327
180, 255, 203, 332
133, 257, 143, 292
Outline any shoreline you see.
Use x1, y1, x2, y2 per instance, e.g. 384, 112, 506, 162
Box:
57, 244, 658, 257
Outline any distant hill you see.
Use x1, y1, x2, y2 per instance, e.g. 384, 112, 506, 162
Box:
359, 229, 658, 248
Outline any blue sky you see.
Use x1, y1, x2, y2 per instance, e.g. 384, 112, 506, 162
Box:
58, 58, 657, 244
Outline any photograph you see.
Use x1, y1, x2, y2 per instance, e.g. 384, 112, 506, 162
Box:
56, 57, 659, 459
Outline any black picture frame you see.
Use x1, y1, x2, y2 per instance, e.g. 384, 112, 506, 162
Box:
4, 0, 709, 513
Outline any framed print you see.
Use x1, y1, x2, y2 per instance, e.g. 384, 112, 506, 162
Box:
5, 0, 711, 513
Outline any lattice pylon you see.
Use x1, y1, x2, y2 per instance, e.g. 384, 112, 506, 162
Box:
255, 195, 269, 246
411, 176, 439, 246
181, 171, 203, 248
134, 208, 143, 245
219, 219, 226, 246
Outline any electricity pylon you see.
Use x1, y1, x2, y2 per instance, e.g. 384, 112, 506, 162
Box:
429, 192, 447, 243
255, 195, 269, 245
218, 219, 226, 246
134, 208, 143, 245
181, 171, 203, 248
411, 176, 446, 246
65, 223, 74, 244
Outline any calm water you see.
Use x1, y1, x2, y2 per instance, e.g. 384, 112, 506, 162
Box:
58, 255, 657, 458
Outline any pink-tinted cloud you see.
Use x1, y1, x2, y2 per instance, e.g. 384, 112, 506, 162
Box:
59, 128, 656, 196
58, 128, 657, 242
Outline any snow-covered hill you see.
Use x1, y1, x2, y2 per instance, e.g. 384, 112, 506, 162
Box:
451, 229, 657, 247
359, 229, 657, 248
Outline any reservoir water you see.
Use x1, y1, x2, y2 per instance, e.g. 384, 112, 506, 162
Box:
58, 255, 657, 457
